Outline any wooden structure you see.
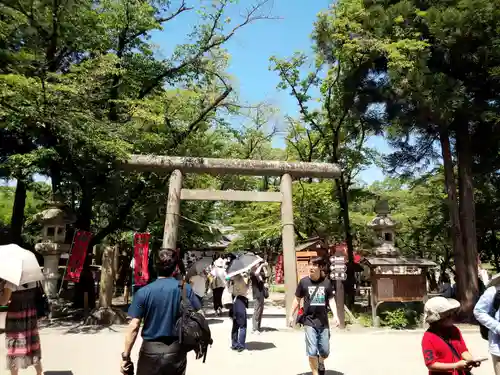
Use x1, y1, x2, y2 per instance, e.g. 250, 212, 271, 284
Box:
122, 154, 340, 321
295, 238, 328, 281
362, 201, 436, 327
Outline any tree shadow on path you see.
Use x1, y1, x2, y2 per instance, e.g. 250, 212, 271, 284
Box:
245, 341, 276, 351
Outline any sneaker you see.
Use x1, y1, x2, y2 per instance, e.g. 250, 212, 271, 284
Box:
318, 358, 325, 375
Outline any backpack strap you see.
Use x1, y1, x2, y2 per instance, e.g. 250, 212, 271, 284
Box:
492, 289, 500, 313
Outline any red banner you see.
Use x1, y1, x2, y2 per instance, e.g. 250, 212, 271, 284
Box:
275, 254, 284, 284
65, 230, 92, 282
133, 233, 150, 286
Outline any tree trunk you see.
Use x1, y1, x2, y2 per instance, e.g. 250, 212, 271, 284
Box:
10, 179, 27, 245
334, 174, 356, 308
439, 129, 468, 306
99, 246, 116, 308
456, 123, 479, 317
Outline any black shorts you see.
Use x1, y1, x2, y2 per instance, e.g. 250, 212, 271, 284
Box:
137, 339, 187, 375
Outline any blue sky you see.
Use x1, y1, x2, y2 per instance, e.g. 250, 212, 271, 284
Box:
150, 0, 391, 184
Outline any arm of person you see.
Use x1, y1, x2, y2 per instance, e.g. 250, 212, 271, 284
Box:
122, 291, 145, 358
0, 286, 12, 306
187, 284, 202, 311
327, 280, 339, 325
474, 287, 500, 334
289, 280, 304, 324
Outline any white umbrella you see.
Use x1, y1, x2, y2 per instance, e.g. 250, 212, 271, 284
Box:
0, 244, 44, 286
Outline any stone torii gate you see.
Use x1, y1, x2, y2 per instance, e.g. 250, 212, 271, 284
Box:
123, 154, 341, 320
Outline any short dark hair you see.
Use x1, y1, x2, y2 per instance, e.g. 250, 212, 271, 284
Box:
309, 256, 325, 267
156, 248, 178, 277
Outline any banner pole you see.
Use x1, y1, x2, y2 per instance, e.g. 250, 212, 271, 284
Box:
58, 230, 78, 297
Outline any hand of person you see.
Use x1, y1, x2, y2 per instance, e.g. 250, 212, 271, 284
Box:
454, 360, 469, 370
331, 315, 340, 328
120, 359, 133, 374
288, 315, 295, 328
467, 360, 482, 368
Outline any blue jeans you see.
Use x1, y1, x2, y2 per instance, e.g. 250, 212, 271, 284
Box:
304, 326, 330, 358
231, 297, 247, 350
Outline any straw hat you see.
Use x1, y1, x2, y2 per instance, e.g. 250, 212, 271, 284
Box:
424, 297, 461, 323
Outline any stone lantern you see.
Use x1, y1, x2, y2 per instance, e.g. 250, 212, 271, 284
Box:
367, 200, 399, 258
34, 201, 76, 300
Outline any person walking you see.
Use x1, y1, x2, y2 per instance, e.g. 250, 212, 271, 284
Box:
251, 261, 267, 334
423, 297, 482, 374
229, 273, 249, 352
288, 256, 339, 375
0, 279, 43, 375
474, 273, 500, 374
210, 258, 226, 316
120, 249, 201, 375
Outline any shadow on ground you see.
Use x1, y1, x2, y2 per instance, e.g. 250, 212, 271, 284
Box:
63, 324, 120, 335
44, 371, 74, 375
260, 327, 278, 332
206, 318, 224, 325
298, 372, 343, 375
245, 341, 276, 351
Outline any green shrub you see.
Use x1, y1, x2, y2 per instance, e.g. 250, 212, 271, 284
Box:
381, 308, 418, 329
357, 313, 373, 327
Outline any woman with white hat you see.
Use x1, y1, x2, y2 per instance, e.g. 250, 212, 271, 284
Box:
210, 257, 227, 316
421, 297, 482, 374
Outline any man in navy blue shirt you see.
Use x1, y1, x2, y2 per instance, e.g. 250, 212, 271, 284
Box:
120, 248, 201, 375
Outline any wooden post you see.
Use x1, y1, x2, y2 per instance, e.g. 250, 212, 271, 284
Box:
163, 169, 183, 249
99, 246, 116, 308
281, 173, 297, 322
335, 251, 346, 329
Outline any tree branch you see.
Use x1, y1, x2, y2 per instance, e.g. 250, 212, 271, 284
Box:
138, 0, 277, 98
173, 86, 233, 146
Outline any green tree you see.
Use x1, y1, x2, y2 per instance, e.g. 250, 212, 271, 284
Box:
315, 0, 500, 315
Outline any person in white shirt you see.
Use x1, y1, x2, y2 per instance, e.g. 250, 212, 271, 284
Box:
210, 258, 226, 316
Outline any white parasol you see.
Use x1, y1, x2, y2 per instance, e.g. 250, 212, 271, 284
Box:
0, 244, 44, 286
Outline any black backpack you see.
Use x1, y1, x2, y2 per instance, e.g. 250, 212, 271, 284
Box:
479, 289, 500, 340
175, 281, 213, 362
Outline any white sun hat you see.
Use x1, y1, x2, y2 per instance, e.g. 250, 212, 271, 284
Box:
424, 296, 461, 323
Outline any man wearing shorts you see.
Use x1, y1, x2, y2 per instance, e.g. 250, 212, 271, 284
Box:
289, 256, 339, 375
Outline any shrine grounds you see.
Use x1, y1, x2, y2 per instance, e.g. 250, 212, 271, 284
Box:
0, 304, 494, 375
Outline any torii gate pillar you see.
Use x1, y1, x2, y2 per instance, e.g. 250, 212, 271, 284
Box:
280, 173, 296, 318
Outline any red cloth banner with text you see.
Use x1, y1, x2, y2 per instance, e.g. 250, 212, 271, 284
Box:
133, 233, 150, 286
275, 254, 284, 284
65, 230, 92, 282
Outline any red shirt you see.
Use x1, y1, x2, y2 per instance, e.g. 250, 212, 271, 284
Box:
421, 325, 469, 375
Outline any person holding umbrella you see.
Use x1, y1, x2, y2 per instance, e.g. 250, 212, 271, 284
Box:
226, 252, 263, 352
0, 244, 45, 375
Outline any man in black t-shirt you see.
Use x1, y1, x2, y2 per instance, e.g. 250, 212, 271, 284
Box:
289, 256, 339, 375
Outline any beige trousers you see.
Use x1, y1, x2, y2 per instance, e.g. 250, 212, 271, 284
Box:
493, 355, 500, 375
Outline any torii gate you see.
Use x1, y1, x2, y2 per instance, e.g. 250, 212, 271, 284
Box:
123, 154, 341, 320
